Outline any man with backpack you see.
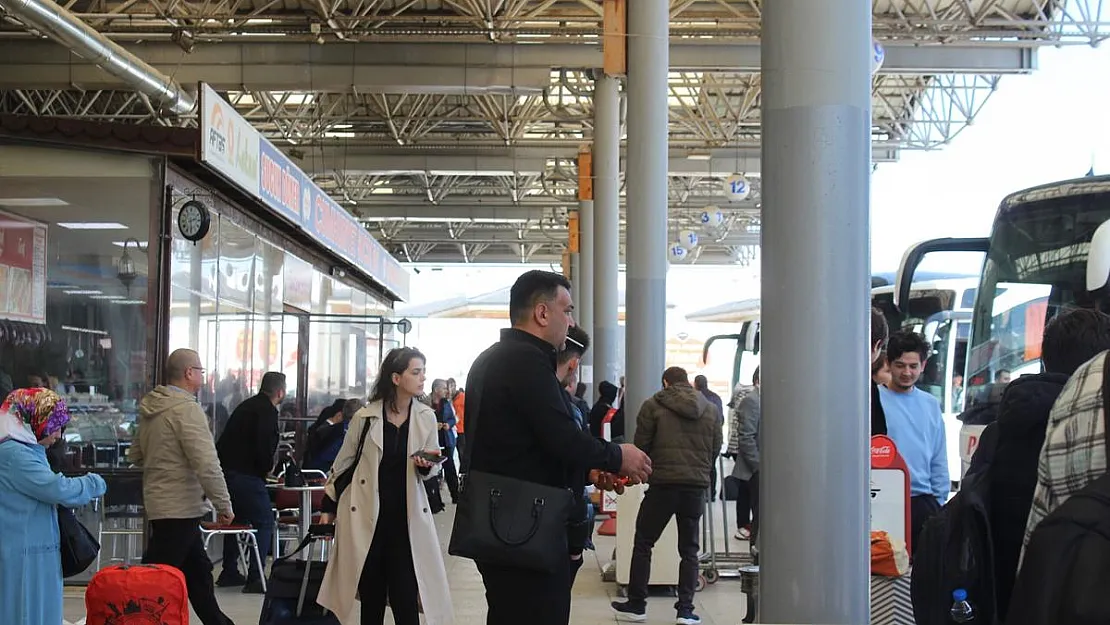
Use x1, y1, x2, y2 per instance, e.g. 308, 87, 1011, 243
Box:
1007, 344, 1110, 625
911, 308, 1110, 625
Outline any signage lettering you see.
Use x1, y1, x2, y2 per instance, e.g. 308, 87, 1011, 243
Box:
198, 83, 409, 300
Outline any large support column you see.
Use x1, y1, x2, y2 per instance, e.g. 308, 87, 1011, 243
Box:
579, 198, 595, 390
760, 0, 872, 623
577, 149, 595, 398
623, 0, 668, 439
593, 74, 621, 396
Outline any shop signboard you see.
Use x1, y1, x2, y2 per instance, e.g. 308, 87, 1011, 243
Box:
199, 84, 260, 196
198, 83, 410, 301
0, 210, 47, 324
870, 435, 912, 552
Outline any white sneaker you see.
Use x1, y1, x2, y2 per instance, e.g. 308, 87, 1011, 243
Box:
676, 609, 702, 625
734, 526, 751, 540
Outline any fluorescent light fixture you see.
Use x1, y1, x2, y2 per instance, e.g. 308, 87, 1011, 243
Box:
0, 197, 69, 206
686, 152, 713, 161
57, 222, 128, 230
90, 294, 125, 300
64, 289, 102, 295
112, 240, 149, 248
113, 299, 146, 305
61, 325, 108, 336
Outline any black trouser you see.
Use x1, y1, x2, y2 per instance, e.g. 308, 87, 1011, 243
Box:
143, 518, 234, 625
749, 472, 760, 544
442, 444, 460, 502
734, 478, 752, 529
359, 519, 420, 625
567, 494, 591, 590
479, 559, 572, 625
910, 494, 942, 557
627, 485, 704, 612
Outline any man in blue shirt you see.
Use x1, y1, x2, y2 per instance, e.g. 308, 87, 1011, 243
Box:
877, 330, 949, 554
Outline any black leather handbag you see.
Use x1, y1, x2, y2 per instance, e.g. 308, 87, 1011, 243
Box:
448, 356, 573, 574
57, 505, 99, 577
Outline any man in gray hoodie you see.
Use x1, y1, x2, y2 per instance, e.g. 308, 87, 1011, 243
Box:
612, 366, 723, 625
129, 348, 235, 625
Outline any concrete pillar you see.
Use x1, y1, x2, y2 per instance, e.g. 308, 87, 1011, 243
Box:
623, 0, 668, 439
569, 250, 581, 312
578, 198, 595, 396
593, 74, 621, 397
760, 0, 872, 622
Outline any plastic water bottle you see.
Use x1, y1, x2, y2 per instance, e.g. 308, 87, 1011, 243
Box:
950, 588, 975, 623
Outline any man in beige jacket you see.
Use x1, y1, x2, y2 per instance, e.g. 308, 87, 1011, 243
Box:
129, 348, 235, 625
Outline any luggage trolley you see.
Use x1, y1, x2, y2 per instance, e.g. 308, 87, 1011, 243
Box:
696, 455, 753, 590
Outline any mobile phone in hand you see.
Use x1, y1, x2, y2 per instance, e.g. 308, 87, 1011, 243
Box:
413, 451, 449, 464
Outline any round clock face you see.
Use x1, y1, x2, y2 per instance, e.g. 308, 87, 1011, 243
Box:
178, 201, 209, 241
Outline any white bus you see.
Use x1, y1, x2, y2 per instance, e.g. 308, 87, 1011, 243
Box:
699, 274, 1048, 487
897, 175, 1110, 485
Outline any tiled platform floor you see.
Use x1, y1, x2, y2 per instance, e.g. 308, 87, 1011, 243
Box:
64, 499, 753, 625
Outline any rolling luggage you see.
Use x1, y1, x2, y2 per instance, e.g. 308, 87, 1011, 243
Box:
85, 563, 188, 625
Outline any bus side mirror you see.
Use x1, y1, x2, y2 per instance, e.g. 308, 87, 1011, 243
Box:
1086, 220, 1110, 295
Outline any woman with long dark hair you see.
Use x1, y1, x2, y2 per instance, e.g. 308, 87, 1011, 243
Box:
317, 347, 454, 625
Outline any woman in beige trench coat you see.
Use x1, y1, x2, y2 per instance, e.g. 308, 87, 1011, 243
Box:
317, 347, 455, 625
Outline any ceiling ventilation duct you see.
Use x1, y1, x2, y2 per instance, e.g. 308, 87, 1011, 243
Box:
0, 0, 196, 116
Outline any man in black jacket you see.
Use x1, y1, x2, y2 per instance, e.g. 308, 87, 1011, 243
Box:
214, 371, 285, 592
556, 325, 594, 587
463, 270, 652, 625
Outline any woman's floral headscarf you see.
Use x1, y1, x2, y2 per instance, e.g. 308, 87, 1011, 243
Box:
1, 388, 71, 441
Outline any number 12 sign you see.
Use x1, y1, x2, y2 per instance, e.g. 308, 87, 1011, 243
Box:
723, 174, 751, 201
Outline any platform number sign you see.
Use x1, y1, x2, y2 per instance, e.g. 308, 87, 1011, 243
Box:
724, 174, 751, 201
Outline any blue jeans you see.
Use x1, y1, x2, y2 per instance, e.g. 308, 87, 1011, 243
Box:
220, 471, 274, 582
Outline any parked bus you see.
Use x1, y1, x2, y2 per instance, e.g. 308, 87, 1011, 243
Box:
897, 174, 1110, 484
700, 263, 1059, 488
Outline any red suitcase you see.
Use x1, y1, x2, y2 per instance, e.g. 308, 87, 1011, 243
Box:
85, 563, 189, 625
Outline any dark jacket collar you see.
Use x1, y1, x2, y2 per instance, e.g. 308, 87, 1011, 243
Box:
500, 327, 558, 369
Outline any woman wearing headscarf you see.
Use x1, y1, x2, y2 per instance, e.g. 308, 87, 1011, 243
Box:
0, 388, 107, 625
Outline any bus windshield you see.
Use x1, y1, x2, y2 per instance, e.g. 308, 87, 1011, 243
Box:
966, 188, 1110, 401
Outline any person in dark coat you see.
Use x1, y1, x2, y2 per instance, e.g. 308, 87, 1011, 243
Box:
305, 399, 363, 472
588, 380, 623, 441
966, 307, 1110, 621
462, 270, 652, 625
215, 371, 285, 592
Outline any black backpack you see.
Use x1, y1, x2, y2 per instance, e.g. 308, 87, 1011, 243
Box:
911, 467, 999, 625
1004, 353, 1110, 625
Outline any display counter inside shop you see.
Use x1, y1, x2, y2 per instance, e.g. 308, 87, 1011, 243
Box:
60, 392, 137, 470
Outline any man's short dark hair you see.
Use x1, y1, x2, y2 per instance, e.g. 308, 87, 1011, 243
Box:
260, 371, 287, 396
509, 270, 572, 326
871, 306, 889, 349
1042, 307, 1110, 376
558, 325, 590, 365
662, 366, 689, 386
694, 375, 708, 391
886, 330, 929, 363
